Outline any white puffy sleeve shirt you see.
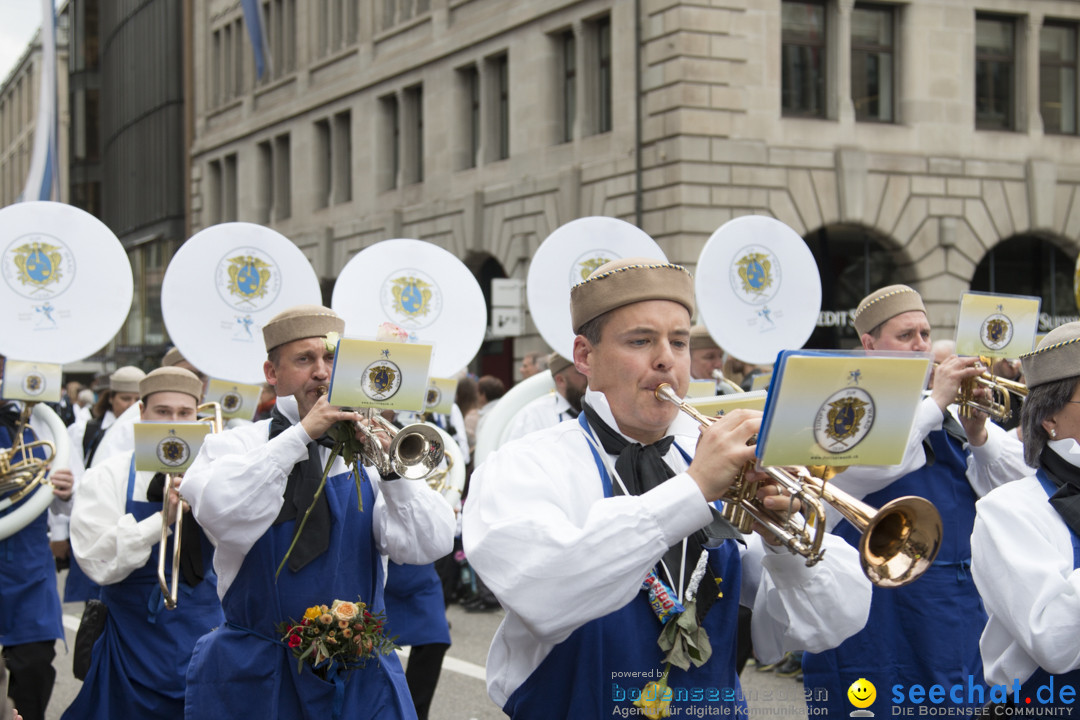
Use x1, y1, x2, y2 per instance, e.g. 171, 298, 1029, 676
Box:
463, 389, 872, 708
181, 395, 456, 600
972, 440, 1080, 687
502, 392, 574, 444
825, 396, 1030, 520
69, 451, 168, 585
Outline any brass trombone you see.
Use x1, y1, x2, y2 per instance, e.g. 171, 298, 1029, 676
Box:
655, 383, 943, 588
949, 356, 1028, 421
157, 402, 223, 610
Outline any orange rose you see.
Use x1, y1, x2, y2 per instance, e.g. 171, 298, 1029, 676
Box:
331, 600, 359, 623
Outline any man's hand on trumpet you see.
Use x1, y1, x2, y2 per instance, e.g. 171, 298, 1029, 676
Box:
162, 475, 190, 527
752, 481, 804, 547
686, 408, 764, 503
49, 467, 73, 501
930, 355, 991, 446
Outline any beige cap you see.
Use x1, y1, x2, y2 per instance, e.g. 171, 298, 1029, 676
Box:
690, 324, 720, 351
161, 347, 185, 367
853, 284, 926, 336
569, 257, 694, 334
109, 366, 146, 394
547, 352, 574, 376
1021, 322, 1080, 388
139, 367, 203, 403
263, 305, 345, 352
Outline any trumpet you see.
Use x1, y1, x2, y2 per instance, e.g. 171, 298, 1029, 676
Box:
157, 402, 223, 610
948, 356, 1028, 421
655, 383, 943, 588
315, 387, 444, 480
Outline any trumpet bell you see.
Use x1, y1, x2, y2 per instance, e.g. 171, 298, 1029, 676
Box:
389, 423, 445, 480
859, 496, 943, 588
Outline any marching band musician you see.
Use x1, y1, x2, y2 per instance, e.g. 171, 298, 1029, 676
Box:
63, 367, 223, 719
503, 353, 587, 443
972, 322, 1080, 710
462, 258, 872, 718
689, 325, 728, 394
0, 394, 73, 720
180, 305, 455, 720
802, 284, 1031, 716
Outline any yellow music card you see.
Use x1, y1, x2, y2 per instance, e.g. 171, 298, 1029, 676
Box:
204, 378, 262, 421
750, 373, 773, 392
758, 351, 931, 467
955, 291, 1040, 359
134, 422, 211, 474
424, 378, 458, 415
328, 337, 433, 412
0, 360, 63, 403
687, 390, 768, 418
686, 380, 715, 398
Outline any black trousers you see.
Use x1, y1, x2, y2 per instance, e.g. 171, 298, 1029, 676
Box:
404, 643, 450, 720
2, 640, 56, 720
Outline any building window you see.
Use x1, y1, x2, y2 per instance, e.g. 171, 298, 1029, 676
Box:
851, 4, 894, 122
381, 0, 431, 31
403, 85, 423, 185
206, 156, 237, 224
782, 0, 827, 117
490, 54, 509, 161
317, 0, 359, 57
314, 111, 353, 207
1041, 21, 1078, 135
560, 30, 575, 143
263, 0, 297, 80
223, 153, 238, 222
380, 94, 400, 191
255, 138, 289, 221
257, 139, 274, 221
458, 65, 480, 169
975, 15, 1016, 131
211, 19, 245, 105
273, 134, 291, 219
591, 15, 612, 134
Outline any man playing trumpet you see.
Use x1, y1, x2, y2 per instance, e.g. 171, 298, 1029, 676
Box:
64, 367, 222, 719
802, 284, 1030, 716
181, 305, 455, 720
463, 258, 872, 718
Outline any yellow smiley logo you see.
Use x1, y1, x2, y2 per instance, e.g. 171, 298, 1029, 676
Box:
848, 678, 876, 709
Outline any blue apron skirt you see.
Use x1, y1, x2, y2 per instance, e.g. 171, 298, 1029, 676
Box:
384, 561, 451, 647
0, 424, 64, 648
804, 428, 986, 717
61, 457, 223, 720
184, 464, 416, 720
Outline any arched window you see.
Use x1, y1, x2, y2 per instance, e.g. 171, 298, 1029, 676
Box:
804, 224, 898, 349
970, 234, 1077, 331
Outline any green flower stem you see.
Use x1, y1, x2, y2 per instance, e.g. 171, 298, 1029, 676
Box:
276, 444, 340, 579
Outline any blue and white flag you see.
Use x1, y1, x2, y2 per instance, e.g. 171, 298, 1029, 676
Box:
19, 0, 60, 202
240, 0, 273, 80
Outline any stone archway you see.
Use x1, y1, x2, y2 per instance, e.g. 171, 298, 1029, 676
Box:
970, 233, 1079, 332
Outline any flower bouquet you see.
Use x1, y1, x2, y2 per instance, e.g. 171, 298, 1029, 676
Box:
277, 597, 398, 679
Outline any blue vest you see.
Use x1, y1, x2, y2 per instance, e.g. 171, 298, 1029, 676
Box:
503, 416, 746, 718
184, 440, 416, 720
383, 560, 451, 647
0, 422, 63, 648
61, 457, 223, 720
804, 428, 987, 716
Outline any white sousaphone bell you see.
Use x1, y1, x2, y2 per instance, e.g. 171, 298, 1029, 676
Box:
0, 201, 134, 540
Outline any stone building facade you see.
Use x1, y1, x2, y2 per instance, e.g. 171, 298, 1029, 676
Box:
189, 0, 1080, 375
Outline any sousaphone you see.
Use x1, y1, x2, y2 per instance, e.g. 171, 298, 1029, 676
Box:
0, 201, 133, 540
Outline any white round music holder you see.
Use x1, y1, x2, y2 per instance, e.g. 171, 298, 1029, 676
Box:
526, 217, 665, 358
160, 222, 322, 385
696, 216, 822, 365
330, 239, 487, 378
0, 201, 133, 364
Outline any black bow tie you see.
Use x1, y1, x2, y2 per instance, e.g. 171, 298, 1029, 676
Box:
581, 402, 739, 623
1039, 446, 1080, 537
269, 407, 334, 573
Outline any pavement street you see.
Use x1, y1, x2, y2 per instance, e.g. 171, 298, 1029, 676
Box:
46, 570, 809, 719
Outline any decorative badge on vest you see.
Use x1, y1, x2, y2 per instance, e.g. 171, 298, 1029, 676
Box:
156, 430, 191, 468
814, 371, 875, 454
570, 251, 613, 285
216, 249, 281, 310
4, 237, 75, 299
730, 246, 780, 305
980, 305, 1014, 351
